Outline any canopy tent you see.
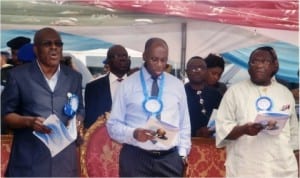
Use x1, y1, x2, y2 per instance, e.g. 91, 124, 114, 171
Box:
78, 0, 298, 82
1, 29, 113, 51
2, 22, 298, 82
1, 0, 298, 83
71, 0, 298, 31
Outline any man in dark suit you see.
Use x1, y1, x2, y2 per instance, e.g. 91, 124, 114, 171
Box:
184, 56, 222, 137
1, 27, 84, 177
1, 51, 14, 89
84, 44, 131, 128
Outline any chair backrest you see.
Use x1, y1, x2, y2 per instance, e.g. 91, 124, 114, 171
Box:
80, 113, 121, 177
187, 137, 226, 177
1, 134, 13, 177
79, 113, 225, 177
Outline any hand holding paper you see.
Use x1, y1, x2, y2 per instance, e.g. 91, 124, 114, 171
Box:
254, 111, 289, 135
207, 109, 218, 131
33, 114, 77, 157
145, 118, 179, 147
32, 117, 52, 134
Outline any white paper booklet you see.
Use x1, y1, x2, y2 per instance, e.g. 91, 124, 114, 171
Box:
33, 114, 77, 157
145, 118, 179, 147
254, 111, 289, 135
207, 109, 218, 131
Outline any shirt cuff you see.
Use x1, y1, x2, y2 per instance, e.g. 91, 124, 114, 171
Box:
178, 147, 188, 157
126, 127, 137, 144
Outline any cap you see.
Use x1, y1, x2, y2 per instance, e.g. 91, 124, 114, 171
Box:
17, 43, 36, 62
102, 58, 108, 64
7, 36, 31, 50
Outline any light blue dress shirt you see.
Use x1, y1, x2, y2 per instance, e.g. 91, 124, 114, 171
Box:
106, 66, 191, 156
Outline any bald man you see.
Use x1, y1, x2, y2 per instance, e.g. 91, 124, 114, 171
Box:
106, 38, 191, 177
2, 27, 84, 177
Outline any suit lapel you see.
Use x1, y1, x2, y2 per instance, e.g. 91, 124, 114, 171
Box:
104, 74, 112, 102
54, 65, 69, 92
30, 61, 52, 92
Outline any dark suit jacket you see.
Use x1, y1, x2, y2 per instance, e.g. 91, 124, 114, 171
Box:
84, 74, 112, 128
184, 84, 222, 137
1, 60, 84, 177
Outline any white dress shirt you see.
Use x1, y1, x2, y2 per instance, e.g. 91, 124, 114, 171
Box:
109, 72, 126, 101
106, 66, 191, 157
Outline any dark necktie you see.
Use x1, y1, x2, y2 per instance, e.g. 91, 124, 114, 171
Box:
151, 76, 161, 119
151, 77, 159, 97
117, 78, 123, 82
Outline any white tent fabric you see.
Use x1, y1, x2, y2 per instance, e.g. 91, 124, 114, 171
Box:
238, 26, 298, 46
2, 21, 298, 83
1, 1, 298, 84
1, 21, 280, 63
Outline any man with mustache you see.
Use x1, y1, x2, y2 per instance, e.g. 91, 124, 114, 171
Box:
1, 27, 84, 177
216, 46, 299, 177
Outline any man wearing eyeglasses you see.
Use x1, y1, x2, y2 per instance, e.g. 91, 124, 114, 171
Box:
215, 46, 299, 177
1, 27, 85, 177
84, 44, 131, 128
184, 56, 222, 137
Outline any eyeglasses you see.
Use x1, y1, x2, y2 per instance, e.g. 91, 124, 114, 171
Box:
249, 59, 272, 66
187, 67, 205, 73
39, 40, 64, 48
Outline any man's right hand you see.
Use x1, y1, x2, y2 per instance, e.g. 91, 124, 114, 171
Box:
244, 122, 264, 136
133, 128, 156, 142
30, 117, 51, 134
226, 122, 264, 140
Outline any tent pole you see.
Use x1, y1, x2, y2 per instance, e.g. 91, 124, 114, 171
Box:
180, 22, 187, 81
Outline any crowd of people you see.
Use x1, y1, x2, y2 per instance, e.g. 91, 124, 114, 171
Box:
1, 27, 298, 177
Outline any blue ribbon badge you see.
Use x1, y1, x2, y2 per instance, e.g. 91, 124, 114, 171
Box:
64, 92, 79, 118
256, 96, 272, 111
140, 70, 164, 118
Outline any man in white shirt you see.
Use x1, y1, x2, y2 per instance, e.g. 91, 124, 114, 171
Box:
106, 38, 191, 177
216, 46, 299, 177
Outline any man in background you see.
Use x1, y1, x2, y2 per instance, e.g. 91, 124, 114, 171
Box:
1, 51, 14, 133
6, 36, 31, 66
84, 44, 131, 128
1, 51, 14, 89
204, 53, 227, 96
185, 56, 222, 137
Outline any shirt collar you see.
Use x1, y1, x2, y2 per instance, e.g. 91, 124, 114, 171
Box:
36, 60, 60, 79
141, 65, 162, 81
109, 72, 127, 83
